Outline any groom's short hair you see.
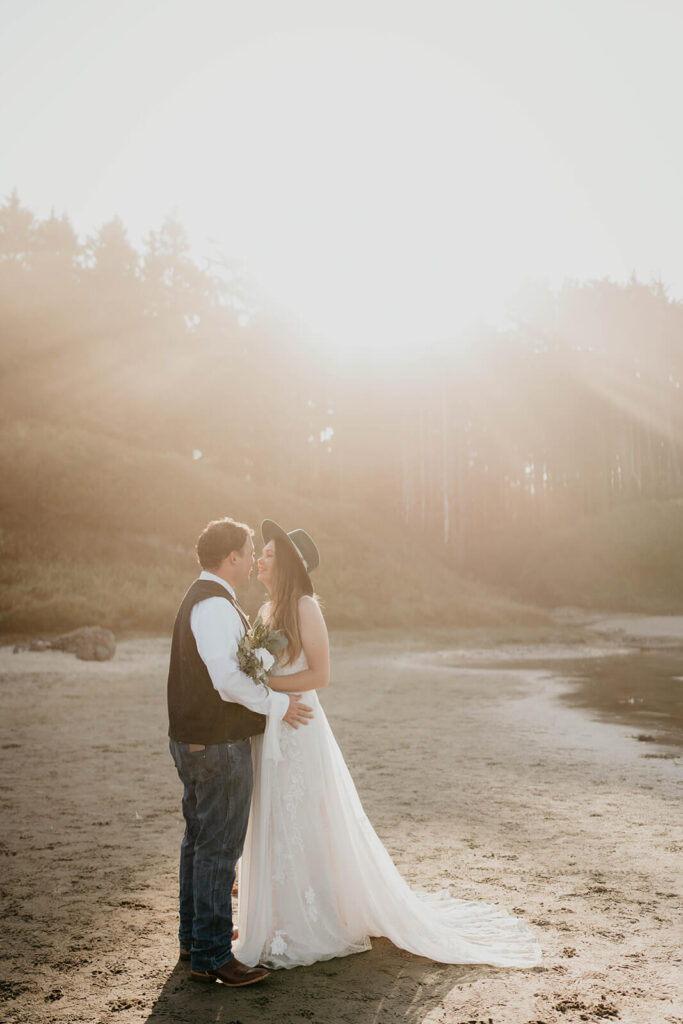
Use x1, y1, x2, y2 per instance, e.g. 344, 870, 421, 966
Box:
196, 517, 253, 571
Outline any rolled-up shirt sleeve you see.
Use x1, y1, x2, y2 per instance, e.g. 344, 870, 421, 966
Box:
191, 596, 288, 721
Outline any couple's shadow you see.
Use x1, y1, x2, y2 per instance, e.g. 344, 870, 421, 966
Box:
144, 940, 493, 1024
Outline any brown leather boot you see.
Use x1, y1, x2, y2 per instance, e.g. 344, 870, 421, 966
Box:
191, 957, 268, 987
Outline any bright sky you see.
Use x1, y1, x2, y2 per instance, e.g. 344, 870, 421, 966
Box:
1, 0, 681, 352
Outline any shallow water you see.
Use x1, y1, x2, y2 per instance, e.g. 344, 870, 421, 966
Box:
555, 647, 683, 750
431, 632, 683, 751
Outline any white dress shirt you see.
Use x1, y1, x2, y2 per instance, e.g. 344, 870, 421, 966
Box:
190, 571, 289, 723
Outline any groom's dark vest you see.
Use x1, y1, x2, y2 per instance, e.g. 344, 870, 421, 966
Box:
167, 579, 266, 744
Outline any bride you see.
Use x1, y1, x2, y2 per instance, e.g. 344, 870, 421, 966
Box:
234, 519, 542, 970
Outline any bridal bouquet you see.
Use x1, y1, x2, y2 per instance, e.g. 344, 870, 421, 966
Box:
237, 616, 287, 691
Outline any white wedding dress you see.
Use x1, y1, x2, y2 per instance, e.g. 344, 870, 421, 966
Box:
234, 617, 542, 970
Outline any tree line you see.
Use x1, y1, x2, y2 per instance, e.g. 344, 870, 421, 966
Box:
1, 191, 681, 582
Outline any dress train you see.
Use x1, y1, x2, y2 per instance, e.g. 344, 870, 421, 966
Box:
234, 646, 542, 970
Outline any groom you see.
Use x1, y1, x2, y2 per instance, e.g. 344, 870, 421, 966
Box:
167, 516, 313, 986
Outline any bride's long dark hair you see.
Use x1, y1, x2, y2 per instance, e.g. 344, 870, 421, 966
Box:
263, 537, 315, 665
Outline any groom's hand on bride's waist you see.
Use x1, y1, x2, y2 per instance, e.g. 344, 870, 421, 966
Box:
283, 694, 314, 729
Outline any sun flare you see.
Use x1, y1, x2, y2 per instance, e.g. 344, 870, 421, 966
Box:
4, 3, 680, 355
80, 30, 621, 353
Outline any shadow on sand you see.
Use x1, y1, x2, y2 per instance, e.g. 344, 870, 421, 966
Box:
144, 941, 495, 1024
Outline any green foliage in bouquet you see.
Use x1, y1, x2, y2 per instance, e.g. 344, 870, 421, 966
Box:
237, 616, 288, 690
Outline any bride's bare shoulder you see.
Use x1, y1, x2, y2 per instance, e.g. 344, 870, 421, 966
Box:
297, 594, 326, 628
258, 601, 272, 621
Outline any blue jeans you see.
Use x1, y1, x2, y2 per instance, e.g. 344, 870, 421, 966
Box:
169, 738, 253, 973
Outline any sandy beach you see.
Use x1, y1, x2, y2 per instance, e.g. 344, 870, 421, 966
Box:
0, 623, 681, 1024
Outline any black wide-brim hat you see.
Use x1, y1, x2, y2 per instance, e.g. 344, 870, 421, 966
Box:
261, 520, 320, 576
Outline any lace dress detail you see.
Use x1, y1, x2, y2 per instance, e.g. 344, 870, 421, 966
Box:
234, 602, 542, 970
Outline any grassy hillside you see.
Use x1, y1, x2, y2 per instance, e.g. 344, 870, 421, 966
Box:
2, 419, 681, 638
0, 419, 543, 636
466, 499, 683, 614
522, 500, 683, 611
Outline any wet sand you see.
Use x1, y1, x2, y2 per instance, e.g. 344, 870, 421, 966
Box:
0, 625, 681, 1024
